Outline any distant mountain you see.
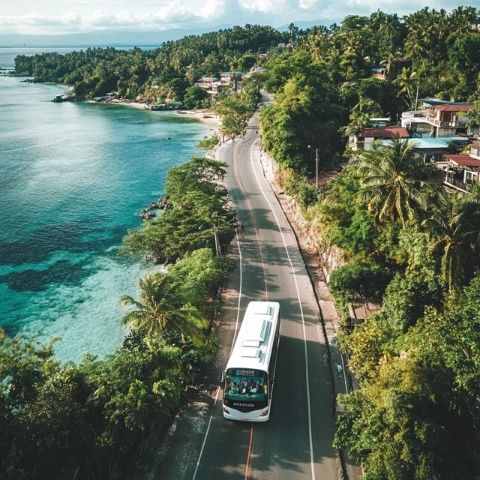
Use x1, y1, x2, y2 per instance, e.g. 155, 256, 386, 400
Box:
0, 22, 334, 48
0, 27, 222, 48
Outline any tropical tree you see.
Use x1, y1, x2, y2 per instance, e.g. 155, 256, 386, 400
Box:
356, 138, 437, 226
432, 271, 480, 433
394, 67, 419, 109
120, 272, 206, 341
422, 191, 480, 291
183, 85, 209, 108
343, 96, 382, 137
122, 157, 235, 262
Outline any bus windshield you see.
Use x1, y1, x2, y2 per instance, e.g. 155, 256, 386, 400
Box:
224, 368, 268, 402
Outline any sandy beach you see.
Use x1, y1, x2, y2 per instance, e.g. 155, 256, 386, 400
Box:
87, 99, 220, 133
175, 109, 220, 132
86, 98, 149, 110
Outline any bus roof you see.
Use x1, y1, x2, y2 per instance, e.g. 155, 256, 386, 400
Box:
226, 301, 280, 374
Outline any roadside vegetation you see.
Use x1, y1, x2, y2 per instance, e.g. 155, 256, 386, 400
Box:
123, 156, 236, 262
260, 7, 480, 180
255, 7, 480, 479
213, 77, 262, 140
197, 134, 220, 150
0, 156, 235, 479
324, 143, 480, 478
4, 6, 480, 479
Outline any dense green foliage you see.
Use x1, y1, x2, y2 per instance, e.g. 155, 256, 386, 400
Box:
260, 71, 347, 173
214, 78, 261, 139
123, 157, 236, 262
259, 7, 480, 175
355, 140, 438, 226
183, 85, 209, 108
336, 273, 480, 479
329, 260, 392, 303
0, 155, 235, 478
197, 134, 220, 150
319, 140, 480, 477
0, 244, 233, 479
14, 25, 285, 101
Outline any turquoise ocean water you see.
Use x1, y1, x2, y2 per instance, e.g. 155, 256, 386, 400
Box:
0, 51, 209, 361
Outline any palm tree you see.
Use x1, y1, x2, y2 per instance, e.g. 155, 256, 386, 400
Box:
356, 138, 437, 226
120, 272, 207, 341
422, 192, 480, 292
394, 67, 419, 110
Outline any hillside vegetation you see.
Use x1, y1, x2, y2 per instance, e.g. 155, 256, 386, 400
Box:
14, 25, 284, 102
260, 7, 480, 176
257, 7, 480, 479
6, 8, 480, 479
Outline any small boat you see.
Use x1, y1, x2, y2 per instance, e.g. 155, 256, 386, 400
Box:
52, 94, 70, 103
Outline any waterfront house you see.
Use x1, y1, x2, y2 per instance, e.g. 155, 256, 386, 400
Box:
196, 76, 219, 91
348, 115, 469, 163
196, 75, 234, 95
405, 137, 470, 163
219, 71, 244, 91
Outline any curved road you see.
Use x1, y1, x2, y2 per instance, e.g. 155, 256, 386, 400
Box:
157, 123, 338, 480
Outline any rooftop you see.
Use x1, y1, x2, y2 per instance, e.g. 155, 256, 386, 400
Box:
445, 154, 480, 168
360, 126, 409, 139
380, 136, 469, 150
420, 97, 468, 106
431, 104, 472, 112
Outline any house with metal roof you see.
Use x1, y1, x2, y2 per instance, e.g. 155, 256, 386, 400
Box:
379, 136, 470, 163
444, 142, 480, 193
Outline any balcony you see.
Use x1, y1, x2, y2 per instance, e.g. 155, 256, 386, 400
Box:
426, 113, 468, 129
402, 110, 427, 118
445, 174, 473, 192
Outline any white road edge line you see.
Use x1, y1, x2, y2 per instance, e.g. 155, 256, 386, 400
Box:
249, 138, 316, 480
192, 144, 244, 480
232, 137, 269, 300
340, 351, 349, 393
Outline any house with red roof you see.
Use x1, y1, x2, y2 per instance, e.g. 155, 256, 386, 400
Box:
349, 125, 410, 151
401, 98, 476, 137
444, 141, 480, 192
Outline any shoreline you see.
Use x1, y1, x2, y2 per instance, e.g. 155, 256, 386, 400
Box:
86, 98, 220, 133
175, 108, 220, 133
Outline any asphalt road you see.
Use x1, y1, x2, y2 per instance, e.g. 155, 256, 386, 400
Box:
156, 124, 339, 480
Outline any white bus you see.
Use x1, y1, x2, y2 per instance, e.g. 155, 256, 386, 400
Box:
223, 301, 280, 422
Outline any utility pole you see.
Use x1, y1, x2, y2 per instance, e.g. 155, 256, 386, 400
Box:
213, 225, 221, 256
308, 144, 320, 188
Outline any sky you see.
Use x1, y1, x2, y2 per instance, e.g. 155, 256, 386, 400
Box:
0, 0, 478, 35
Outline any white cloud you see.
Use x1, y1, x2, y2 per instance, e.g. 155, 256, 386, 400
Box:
0, 0, 229, 34
238, 0, 278, 13
0, 0, 475, 34
298, 0, 318, 9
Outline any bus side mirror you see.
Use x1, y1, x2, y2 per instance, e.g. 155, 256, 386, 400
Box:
221, 372, 225, 385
